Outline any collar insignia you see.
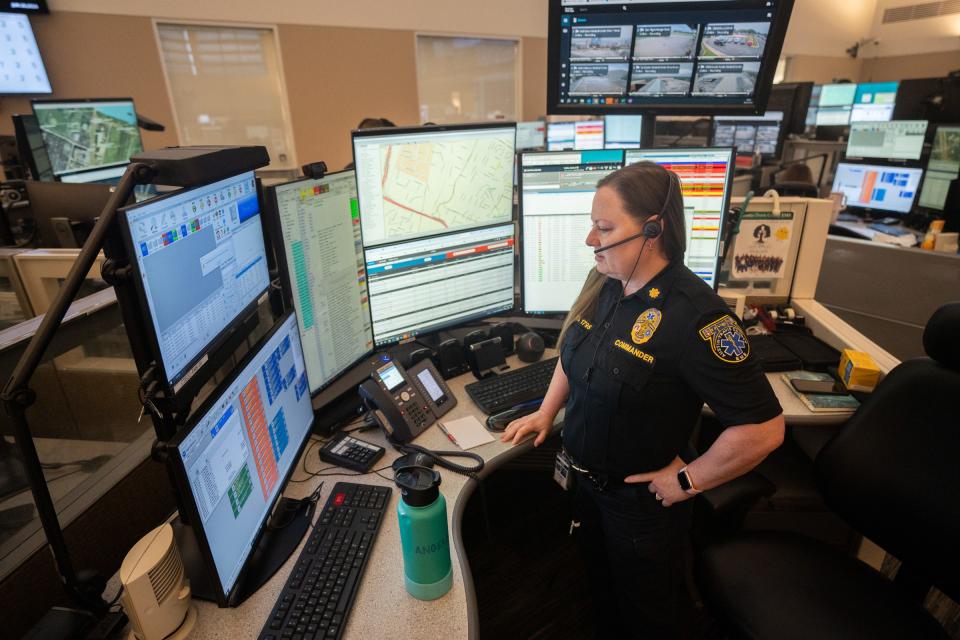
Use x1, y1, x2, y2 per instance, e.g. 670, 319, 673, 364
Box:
648, 287, 661, 299
631, 308, 661, 345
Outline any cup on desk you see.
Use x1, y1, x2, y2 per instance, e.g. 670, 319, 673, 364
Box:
828, 192, 847, 224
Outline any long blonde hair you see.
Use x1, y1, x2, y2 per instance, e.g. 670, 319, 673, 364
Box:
558, 162, 686, 345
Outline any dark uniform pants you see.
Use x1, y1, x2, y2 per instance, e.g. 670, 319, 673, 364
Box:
573, 476, 693, 640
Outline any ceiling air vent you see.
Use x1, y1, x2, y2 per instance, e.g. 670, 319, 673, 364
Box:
883, 0, 960, 23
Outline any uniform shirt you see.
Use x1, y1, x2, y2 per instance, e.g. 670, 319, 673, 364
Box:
560, 260, 782, 477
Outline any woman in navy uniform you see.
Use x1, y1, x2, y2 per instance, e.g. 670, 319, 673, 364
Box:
502, 162, 784, 638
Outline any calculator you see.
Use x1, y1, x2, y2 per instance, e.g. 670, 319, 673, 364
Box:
319, 432, 385, 472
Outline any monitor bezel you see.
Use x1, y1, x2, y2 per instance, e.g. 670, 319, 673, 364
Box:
767, 81, 813, 136
0, 12, 52, 95
261, 169, 376, 397
831, 160, 925, 217
624, 146, 735, 292
518, 148, 625, 316
117, 170, 270, 409
351, 121, 518, 249
165, 312, 315, 607
364, 220, 518, 347
11, 113, 53, 181
30, 97, 144, 176
546, 0, 795, 116
916, 124, 960, 212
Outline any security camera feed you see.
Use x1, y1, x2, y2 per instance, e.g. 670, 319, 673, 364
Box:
553, 0, 788, 111
629, 63, 694, 95
698, 22, 769, 59
633, 24, 698, 60
569, 63, 630, 95
693, 61, 760, 95
570, 25, 633, 60
33, 99, 143, 176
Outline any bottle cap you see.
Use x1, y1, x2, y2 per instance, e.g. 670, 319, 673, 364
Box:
394, 466, 441, 507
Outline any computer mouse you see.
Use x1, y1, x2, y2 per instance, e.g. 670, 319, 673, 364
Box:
486, 404, 539, 431
392, 452, 434, 472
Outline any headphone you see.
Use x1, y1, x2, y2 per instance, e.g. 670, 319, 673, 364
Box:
593, 170, 676, 254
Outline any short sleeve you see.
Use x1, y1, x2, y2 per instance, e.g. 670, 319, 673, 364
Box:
681, 312, 782, 427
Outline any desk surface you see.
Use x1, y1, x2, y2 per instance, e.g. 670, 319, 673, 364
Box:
146, 334, 871, 640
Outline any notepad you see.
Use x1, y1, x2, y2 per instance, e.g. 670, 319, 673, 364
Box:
438, 416, 495, 450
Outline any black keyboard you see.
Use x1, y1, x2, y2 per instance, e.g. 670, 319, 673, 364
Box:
258, 482, 391, 640
465, 356, 558, 414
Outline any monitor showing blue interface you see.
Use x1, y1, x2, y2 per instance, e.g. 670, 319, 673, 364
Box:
604, 115, 643, 148
851, 81, 898, 122
831, 162, 923, 214
32, 98, 143, 176
520, 150, 623, 314
173, 313, 313, 600
122, 170, 270, 394
267, 171, 374, 395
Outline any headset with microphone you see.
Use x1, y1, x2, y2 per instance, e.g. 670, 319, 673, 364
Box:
592, 170, 677, 254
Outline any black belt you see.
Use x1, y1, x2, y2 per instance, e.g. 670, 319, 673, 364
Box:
565, 449, 625, 491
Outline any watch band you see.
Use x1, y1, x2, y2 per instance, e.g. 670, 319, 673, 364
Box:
677, 466, 701, 495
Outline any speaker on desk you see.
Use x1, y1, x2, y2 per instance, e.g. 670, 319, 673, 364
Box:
437, 339, 469, 379
488, 322, 515, 357
517, 332, 545, 363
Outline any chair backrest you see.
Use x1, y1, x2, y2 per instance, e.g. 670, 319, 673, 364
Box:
771, 181, 819, 198
816, 302, 960, 601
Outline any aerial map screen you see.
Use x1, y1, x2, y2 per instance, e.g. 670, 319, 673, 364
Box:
352, 124, 516, 247
32, 99, 143, 176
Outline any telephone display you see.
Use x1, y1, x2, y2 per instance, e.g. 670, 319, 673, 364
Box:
359, 356, 456, 444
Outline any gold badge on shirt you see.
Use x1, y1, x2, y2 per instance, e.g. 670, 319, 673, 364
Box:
631, 308, 661, 345
648, 287, 660, 299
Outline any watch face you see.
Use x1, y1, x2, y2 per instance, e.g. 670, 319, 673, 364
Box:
677, 469, 692, 492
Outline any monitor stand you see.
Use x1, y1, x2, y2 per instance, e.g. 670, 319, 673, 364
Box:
172, 496, 315, 607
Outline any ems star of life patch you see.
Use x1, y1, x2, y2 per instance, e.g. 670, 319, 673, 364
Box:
698, 315, 750, 363
631, 308, 661, 345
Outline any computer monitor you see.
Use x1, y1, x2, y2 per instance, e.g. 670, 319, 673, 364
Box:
364, 223, 515, 346
352, 122, 515, 248
119, 170, 271, 404
816, 83, 856, 126
845, 120, 928, 161
31, 98, 144, 177
516, 121, 547, 151
24, 181, 114, 248
574, 119, 605, 150
712, 111, 784, 160
547, 121, 576, 151
625, 148, 733, 288
604, 115, 643, 148
767, 81, 813, 135
918, 125, 960, 211
851, 81, 899, 122
263, 170, 375, 396
547, 0, 794, 115
167, 312, 314, 605
805, 84, 822, 128
519, 150, 624, 314
831, 162, 923, 215
11, 113, 53, 181
0, 12, 51, 95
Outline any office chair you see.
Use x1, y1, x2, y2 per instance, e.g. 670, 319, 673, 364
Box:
695, 302, 960, 640
770, 181, 819, 198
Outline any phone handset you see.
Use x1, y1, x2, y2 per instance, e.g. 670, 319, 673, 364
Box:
358, 357, 435, 445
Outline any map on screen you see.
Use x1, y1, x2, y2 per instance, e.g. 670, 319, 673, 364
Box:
353, 126, 515, 246
34, 99, 143, 175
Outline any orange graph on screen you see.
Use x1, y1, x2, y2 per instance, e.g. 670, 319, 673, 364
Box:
859, 171, 878, 203
239, 378, 278, 499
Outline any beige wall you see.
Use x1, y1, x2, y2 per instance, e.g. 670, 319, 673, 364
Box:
3, 12, 547, 173
786, 56, 864, 85
860, 51, 960, 83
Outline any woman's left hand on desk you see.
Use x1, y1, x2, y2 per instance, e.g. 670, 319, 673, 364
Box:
624, 455, 688, 507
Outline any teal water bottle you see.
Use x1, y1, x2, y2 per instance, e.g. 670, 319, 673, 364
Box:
395, 466, 452, 600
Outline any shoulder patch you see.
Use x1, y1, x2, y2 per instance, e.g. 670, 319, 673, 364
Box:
698, 315, 750, 364
631, 308, 661, 345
